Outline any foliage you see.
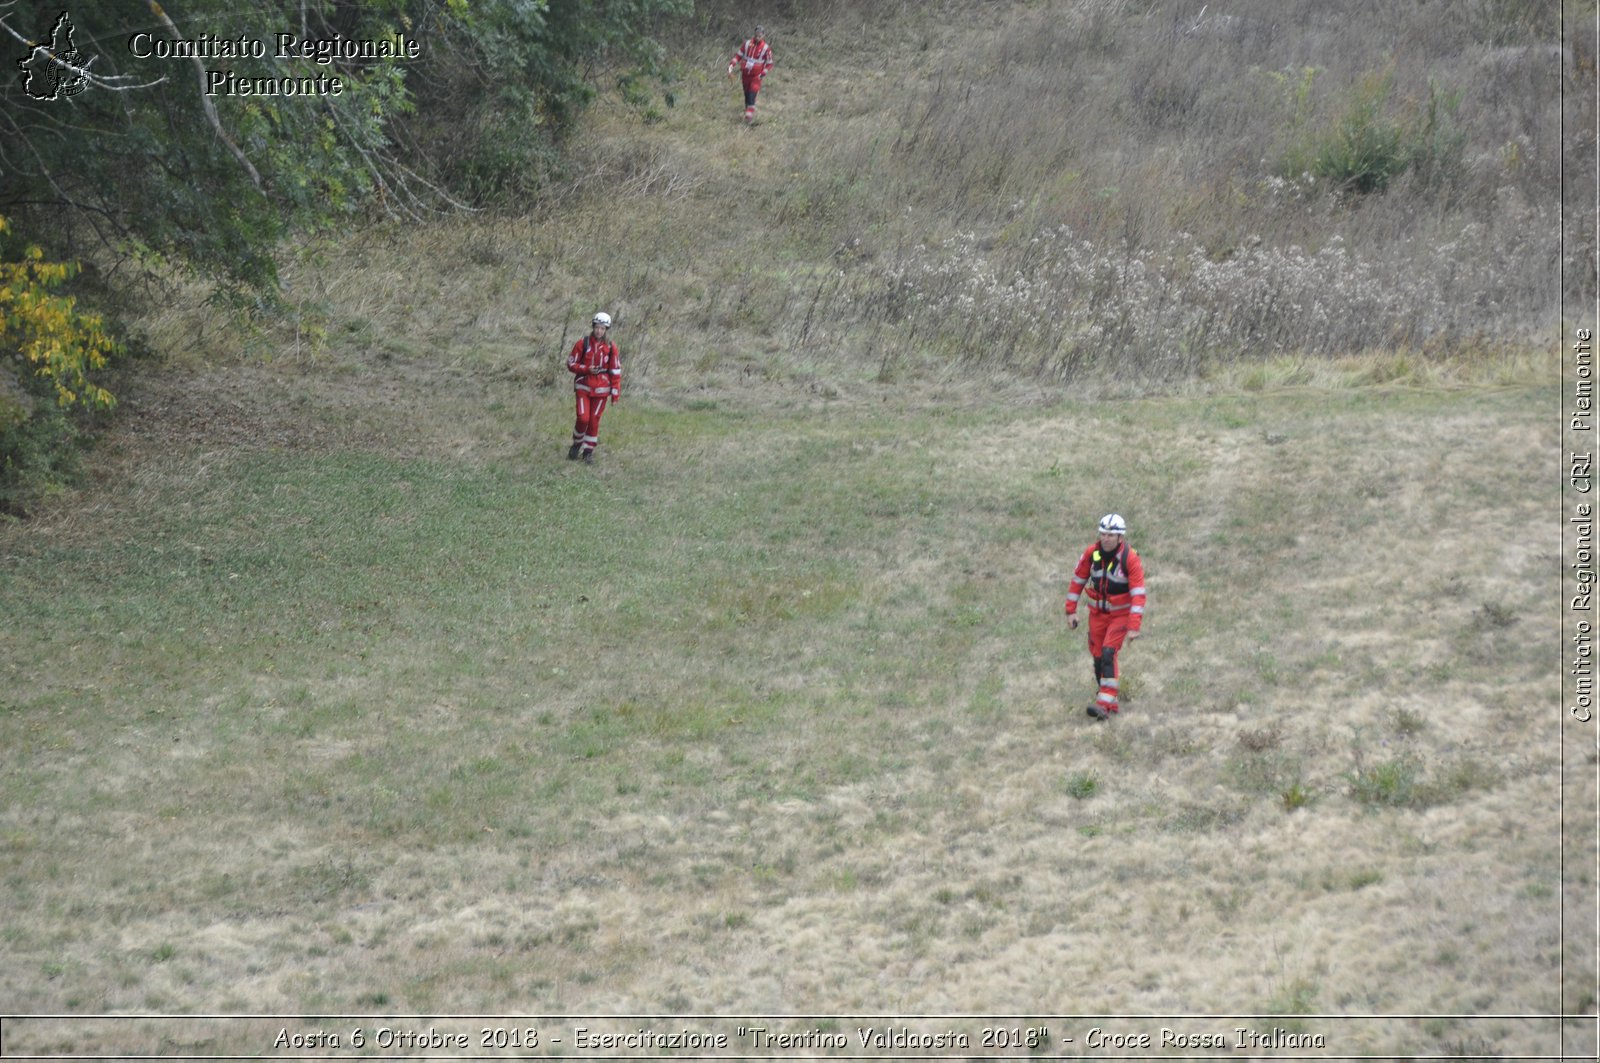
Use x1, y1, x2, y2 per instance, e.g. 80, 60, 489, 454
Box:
400, 0, 691, 204
1279, 71, 1465, 195
0, 217, 117, 411
0, 215, 113, 512
0, 1, 421, 292
0, 398, 77, 518
0, 0, 690, 289
0, 0, 686, 509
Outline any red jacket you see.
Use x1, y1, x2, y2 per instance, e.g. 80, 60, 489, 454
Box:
1065, 541, 1145, 630
568, 333, 621, 399
731, 37, 773, 87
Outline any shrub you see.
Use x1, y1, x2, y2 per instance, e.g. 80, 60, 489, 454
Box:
0, 398, 77, 518
1293, 72, 1410, 194
434, 93, 567, 207
1281, 71, 1465, 195
0, 216, 117, 513
0, 217, 117, 411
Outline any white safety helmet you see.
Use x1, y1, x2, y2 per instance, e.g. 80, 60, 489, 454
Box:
1098, 513, 1127, 536
592, 312, 612, 328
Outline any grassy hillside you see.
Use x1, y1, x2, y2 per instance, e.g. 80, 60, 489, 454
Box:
1, 0, 1593, 1058
132, 0, 1579, 390
0, 371, 1583, 1055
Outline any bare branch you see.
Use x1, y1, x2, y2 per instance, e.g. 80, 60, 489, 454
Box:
145, 1, 262, 190
0, 12, 166, 92
317, 96, 478, 220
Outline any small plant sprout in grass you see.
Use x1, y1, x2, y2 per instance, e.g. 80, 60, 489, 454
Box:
1391, 707, 1427, 737
1280, 780, 1315, 812
1347, 741, 1422, 809
1064, 772, 1099, 800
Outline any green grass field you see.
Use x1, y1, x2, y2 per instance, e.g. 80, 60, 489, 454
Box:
1, 361, 1589, 1055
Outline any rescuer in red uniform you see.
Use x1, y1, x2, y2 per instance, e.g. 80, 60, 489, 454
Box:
728, 25, 774, 123
1065, 514, 1146, 720
566, 312, 621, 463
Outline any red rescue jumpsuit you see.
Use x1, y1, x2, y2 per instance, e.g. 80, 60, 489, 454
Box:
567, 333, 621, 457
730, 36, 774, 120
1064, 541, 1146, 714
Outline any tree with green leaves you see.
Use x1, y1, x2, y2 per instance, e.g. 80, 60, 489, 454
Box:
0, 0, 689, 289
394, 0, 691, 204
0, 0, 687, 510
0, 0, 438, 291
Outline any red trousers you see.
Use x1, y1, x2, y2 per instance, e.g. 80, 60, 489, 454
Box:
1086, 609, 1132, 714
572, 392, 610, 453
742, 75, 765, 113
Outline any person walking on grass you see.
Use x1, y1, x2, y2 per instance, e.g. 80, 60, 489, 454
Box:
1065, 513, 1146, 720
728, 24, 774, 123
566, 312, 621, 463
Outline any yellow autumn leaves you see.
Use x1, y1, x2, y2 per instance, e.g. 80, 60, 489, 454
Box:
0, 215, 117, 412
